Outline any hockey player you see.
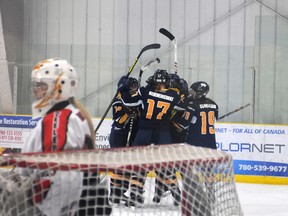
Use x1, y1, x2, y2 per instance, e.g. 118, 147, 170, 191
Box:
109, 77, 139, 148
168, 74, 189, 143
146, 73, 189, 143
17, 59, 111, 216
185, 81, 218, 149
121, 69, 185, 145
183, 81, 219, 208
109, 77, 139, 205
120, 69, 185, 207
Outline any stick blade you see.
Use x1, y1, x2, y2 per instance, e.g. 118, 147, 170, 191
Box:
159, 28, 175, 41
138, 43, 161, 57
141, 58, 161, 71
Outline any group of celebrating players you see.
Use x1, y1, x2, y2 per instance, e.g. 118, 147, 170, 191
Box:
109, 68, 219, 207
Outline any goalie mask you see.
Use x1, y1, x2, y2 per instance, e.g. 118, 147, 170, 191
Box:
153, 69, 170, 87
190, 81, 209, 99
31, 58, 78, 116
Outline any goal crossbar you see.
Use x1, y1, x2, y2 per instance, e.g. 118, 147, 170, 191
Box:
0, 144, 230, 172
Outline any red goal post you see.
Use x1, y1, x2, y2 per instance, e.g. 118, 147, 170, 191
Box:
0, 143, 243, 216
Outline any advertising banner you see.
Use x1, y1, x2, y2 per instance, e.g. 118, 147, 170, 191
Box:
216, 124, 288, 178
0, 114, 287, 180
0, 115, 40, 153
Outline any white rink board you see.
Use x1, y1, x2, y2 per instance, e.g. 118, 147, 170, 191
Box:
0, 115, 287, 178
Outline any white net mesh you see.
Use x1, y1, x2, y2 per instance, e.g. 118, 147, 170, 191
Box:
0, 144, 243, 216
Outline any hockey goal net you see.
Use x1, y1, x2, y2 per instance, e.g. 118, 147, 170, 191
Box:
0, 143, 243, 216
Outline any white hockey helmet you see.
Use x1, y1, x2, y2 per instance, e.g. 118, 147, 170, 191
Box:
31, 58, 78, 116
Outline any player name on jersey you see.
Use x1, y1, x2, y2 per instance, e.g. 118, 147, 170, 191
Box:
148, 91, 174, 101
199, 104, 217, 109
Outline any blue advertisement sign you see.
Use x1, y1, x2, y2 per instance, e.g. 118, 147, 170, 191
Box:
234, 160, 288, 177
0, 115, 40, 129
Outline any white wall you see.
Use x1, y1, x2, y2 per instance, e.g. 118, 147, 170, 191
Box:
0, 8, 12, 113
3, 0, 288, 124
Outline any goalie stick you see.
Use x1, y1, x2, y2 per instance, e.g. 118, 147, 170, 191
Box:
94, 43, 161, 134
159, 28, 177, 74
218, 103, 251, 120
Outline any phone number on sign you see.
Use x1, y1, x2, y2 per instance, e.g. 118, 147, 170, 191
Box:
239, 164, 287, 172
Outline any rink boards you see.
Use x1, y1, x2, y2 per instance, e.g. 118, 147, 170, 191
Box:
0, 114, 287, 184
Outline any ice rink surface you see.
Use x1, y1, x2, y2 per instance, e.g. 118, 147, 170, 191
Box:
237, 183, 288, 216
110, 180, 288, 216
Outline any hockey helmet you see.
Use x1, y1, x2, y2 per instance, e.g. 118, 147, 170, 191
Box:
146, 75, 155, 87
179, 78, 189, 96
168, 73, 180, 89
117, 76, 139, 90
31, 58, 78, 116
190, 81, 209, 99
153, 69, 170, 87
128, 77, 139, 89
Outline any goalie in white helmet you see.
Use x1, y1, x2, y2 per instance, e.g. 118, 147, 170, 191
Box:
31, 58, 79, 116
11, 58, 112, 216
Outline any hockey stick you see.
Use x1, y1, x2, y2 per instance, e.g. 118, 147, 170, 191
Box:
126, 112, 136, 147
218, 103, 251, 120
159, 28, 177, 74
138, 58, 160, 85
94, 43, 161, 134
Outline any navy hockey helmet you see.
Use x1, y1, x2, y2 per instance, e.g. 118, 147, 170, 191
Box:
117, 76, 128, 88
146, 75, 154, 86
190, 81, 209, 99
168, 73, 180, 89
179, 78, 189, 96
117, 76, 139, 90
153, 69, 170, 87
128, 77, 139, 89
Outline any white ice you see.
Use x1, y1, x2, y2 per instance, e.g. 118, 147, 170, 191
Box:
237, 183, 288, 216
110, 179, 288, 216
